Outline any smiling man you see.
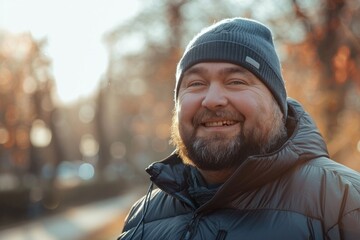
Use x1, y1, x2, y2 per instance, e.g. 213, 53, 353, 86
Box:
174, 62, 287, 184
118, 18, 360, 240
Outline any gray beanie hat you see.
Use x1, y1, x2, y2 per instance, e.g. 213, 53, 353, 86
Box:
175, 17, 288, 118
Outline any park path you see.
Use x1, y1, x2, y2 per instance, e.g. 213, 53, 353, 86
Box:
0, 186, 146, 240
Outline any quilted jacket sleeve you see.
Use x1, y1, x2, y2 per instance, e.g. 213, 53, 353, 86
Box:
339, 209, 360, 239
326, 210, 360, 239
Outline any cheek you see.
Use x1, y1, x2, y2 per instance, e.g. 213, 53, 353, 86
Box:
231, 92, 274, 129
177, 93, 203, 123
231, 94, 260, 117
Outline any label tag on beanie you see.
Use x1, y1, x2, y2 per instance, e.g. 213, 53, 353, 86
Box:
245, 56, 260, 69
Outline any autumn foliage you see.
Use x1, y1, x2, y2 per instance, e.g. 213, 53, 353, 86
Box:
0, 0, 359, 225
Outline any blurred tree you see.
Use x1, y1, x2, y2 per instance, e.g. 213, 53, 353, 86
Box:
0, 32, 64, 224
294, 0, 359, 130
0, 32, 62, 180
281, 0, 360, 169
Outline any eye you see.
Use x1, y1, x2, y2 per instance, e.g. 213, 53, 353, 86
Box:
227, 79, 247, 85
186, 80, 206, 88
189, 81, 203, 87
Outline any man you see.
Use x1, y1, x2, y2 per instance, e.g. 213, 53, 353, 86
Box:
118, 18, 360, 239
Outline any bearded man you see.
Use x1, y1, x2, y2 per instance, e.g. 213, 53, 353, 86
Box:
118, 17, 360, 240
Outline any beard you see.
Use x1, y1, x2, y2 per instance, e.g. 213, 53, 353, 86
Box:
171, 104, 288, 171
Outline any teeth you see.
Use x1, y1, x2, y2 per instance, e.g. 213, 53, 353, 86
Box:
204, 120, 236, 127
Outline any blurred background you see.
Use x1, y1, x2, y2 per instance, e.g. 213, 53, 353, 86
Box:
0, 0, 359, 239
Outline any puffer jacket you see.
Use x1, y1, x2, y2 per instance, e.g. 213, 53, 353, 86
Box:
119, 99, 360, 240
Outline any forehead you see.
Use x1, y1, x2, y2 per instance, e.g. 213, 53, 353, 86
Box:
183, 62, 256, 79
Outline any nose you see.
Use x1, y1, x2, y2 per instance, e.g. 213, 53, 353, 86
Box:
201, 83, 228, 110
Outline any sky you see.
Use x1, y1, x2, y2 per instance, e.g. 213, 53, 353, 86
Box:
0, 0, 140, 104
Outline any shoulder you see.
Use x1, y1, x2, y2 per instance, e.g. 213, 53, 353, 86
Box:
264, 157, 360, 231
305, 157, 360, 192
306, 157, 360, 212
304, 157, 360, 237
286, 157, 360, 226
289, 156, 360, 201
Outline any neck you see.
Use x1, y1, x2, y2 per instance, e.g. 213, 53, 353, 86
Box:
198, 168, 235, 185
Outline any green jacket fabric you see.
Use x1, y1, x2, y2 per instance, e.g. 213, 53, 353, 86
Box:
119, 99, 360, 240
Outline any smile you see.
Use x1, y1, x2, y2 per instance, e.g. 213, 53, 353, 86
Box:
203, 120, 237, 127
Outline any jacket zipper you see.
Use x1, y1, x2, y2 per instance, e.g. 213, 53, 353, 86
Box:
182, 213, 201, 240
215, 230, 227, 240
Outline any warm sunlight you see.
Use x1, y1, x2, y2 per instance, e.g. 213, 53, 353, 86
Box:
1, 1, 359, 239
0, 0, 140, 104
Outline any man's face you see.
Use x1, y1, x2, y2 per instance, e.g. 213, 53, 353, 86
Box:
171, 62, 287, 171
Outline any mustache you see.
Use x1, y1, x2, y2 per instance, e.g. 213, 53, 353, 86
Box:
192, 109, 245, 127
